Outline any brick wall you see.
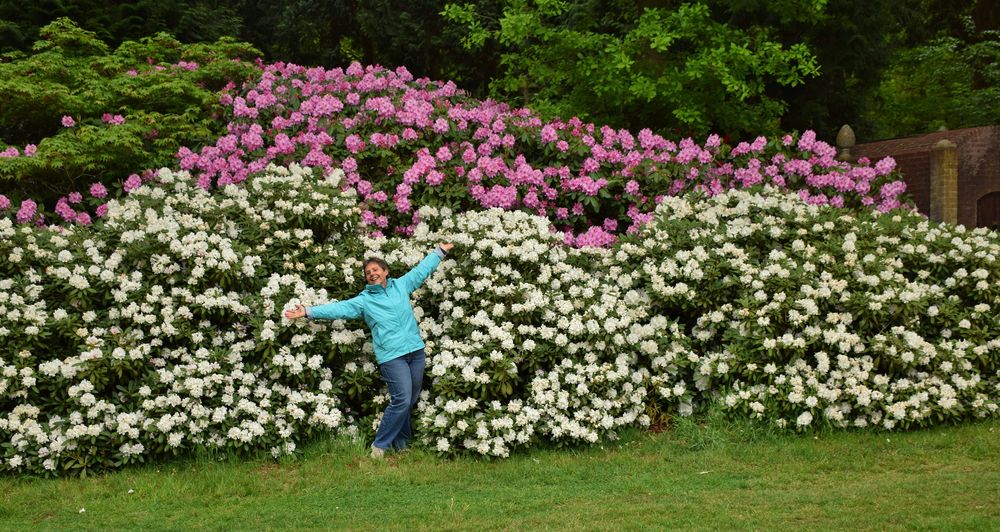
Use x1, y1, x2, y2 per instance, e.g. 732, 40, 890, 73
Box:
851, 125, 1000, 228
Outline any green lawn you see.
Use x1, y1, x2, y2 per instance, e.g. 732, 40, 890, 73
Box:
1, 417, 997, 530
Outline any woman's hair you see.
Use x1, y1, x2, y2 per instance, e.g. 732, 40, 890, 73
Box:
362, 257, 389, 273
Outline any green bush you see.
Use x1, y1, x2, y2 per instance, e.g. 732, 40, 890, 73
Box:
0, 18, 262, 208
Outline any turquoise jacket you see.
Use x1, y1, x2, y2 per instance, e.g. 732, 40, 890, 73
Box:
306, 248, 445, 364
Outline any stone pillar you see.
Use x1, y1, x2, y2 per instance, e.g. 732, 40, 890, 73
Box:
836, 125, 855, 161
930, 139, 958, 224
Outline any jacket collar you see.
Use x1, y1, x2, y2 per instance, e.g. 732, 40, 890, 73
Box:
364, 278, 395, 294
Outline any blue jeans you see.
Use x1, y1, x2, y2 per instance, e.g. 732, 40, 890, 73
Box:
372, 349, 425, 451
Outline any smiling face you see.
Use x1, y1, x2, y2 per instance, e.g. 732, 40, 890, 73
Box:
363, 259, 389, 287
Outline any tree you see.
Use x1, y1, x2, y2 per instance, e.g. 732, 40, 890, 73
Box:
0, 18, 261, 208
0, 0, 244, 54
862, 0, 999, 139
442, 0, 821, 139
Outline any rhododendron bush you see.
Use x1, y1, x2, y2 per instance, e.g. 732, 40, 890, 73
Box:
0, 23, 994, 478
3, 53, 908, 248
171, 61, 908, 246
1, 165, 997, 475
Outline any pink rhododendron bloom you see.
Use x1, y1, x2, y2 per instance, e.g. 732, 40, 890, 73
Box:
96, 203, 108, 217
797, 130, 817, 151
124, 173, 143, 192
102, 113, 125, 125
541, 125, 558, 143
0, 194, 10, 209
0, 147, 18, 158
16, 199, 37, 223
571, 225, 617, 247
61, 116, 76, 127
345, 134, 365, 153
67, 192, 83, 204
394, 196, 412, 212
425, 170, 445, 186
24, 144, 36, 156
874, 156, 896, 175
75, 212, 92, 225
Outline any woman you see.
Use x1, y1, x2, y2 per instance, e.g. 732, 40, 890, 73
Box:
284, 243, 454, 458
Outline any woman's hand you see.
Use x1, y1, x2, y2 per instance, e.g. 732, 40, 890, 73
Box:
439, 242, 454, 253
284, 304, 307, 320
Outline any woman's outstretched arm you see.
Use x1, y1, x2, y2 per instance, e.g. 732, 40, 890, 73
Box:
284, 295, 365, 321
399, 243, 453, 293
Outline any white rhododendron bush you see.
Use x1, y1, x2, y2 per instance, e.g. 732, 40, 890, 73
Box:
1, 166, 998, 475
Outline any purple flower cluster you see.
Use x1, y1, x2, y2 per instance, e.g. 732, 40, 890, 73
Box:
101, 113, 126, 125
162, 61, 911, 244
3, 60, 910, 242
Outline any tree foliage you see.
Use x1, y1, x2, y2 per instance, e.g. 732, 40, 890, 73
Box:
442, 0, 821, 139
863, 1, 1000, 139
0, 18, 261, 207
0, 0, 243, 54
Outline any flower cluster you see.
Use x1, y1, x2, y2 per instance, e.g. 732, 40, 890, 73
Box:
2, 62, 909, 248
169, 62, 905, 245
622, 187, 1000, 430
1, 165, 995, 475
0, 165, 363, 475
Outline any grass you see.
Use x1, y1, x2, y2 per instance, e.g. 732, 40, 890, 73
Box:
0, 416, 997, 530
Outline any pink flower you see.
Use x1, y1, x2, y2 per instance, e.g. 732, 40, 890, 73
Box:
426, 170, 445, 186
67, 192, 83, 204
0, 195, 10, 209
75, 212, 92, 225
96, 203, 108, 217
345, 134, 365, 153
123, 173, 142, 192
541, 125, 558, 143
874, 157, 896, 175
55, 198, 75, 221
571, 226, 617, 247
89, 183, 109, 199
24, 144, 36, 156
61, 116, 76, 127
16, 199, 37, 223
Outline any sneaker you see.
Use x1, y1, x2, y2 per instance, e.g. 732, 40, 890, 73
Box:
370, 445, 386, 459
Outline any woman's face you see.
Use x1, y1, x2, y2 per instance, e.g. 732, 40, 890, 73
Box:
364, 263, 388, 286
